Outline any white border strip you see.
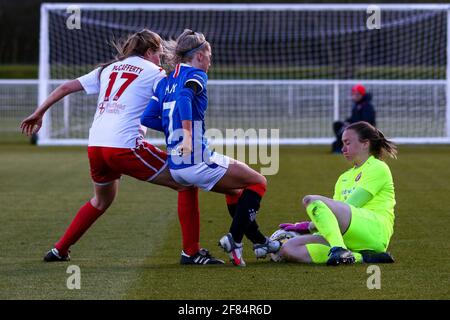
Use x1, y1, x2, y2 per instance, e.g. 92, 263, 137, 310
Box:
37, 138, 166, 146
42, 79, 447, 86
446, 10, 450, 138
1, 79, 446, 86
208, 80, 447, 86
0, 79, 39, 85
42, 3, 450, 11
39, 4, 51, 142
37, 137, 450, 146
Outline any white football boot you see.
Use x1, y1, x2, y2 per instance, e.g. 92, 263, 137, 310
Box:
253, 237, 282, 259
218, 233, 246, 267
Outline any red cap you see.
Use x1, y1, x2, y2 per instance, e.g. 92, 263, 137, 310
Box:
351, 84, 366, 96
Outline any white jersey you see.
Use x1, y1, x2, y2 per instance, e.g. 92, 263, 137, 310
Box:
77, 56, 165, 148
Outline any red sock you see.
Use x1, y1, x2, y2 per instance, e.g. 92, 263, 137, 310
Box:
55, 201, 105, 256
178, 188, 200, 256
225, 191, 242, 206
246, 183, 267, 197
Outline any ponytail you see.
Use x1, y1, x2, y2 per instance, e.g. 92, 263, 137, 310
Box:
98, 29, 163, 76
346, 121, 397, 160
163, 29, 209, 73
373, 128, 397, 159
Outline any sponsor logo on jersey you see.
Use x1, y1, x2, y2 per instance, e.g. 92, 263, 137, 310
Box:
98, 102, 105, 114
355, 172, 362, 182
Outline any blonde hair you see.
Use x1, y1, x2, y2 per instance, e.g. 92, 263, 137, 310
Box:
163, 29, 209, 72
99, 29, 163, 74
346, 121, 398, 160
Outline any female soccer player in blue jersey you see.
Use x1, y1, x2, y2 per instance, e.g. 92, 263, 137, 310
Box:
141, 29, 280, 266
21, 30, 223, 265
279, 121, 396, 265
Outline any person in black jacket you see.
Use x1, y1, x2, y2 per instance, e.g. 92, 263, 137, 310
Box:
332, 84, 376, 153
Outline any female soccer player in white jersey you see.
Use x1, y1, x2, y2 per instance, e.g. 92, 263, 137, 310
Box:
20, 29, 223, 265
141, 30, 280, 267
279, 121, 396, 265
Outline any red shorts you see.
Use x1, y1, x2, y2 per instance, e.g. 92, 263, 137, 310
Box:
87, 141, 168, 185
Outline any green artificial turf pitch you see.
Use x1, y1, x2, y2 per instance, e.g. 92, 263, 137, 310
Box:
0, 145, 449, 299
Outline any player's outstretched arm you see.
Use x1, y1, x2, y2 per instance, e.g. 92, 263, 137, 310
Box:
20, 80, 83, 136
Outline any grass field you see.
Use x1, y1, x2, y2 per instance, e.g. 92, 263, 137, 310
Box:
0, 144, 449, 300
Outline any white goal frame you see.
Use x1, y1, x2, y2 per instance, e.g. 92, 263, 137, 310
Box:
38, 3, 450, 145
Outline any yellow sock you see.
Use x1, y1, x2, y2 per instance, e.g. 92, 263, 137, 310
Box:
306, 200, 347, 249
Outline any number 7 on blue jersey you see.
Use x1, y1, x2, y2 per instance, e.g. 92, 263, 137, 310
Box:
163, 101, 176, 143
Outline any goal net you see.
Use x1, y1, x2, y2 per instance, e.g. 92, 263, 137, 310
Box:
38, 4, 450, 145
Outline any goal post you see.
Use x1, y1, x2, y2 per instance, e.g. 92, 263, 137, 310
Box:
38, 4, 50, 143
447, 8, 450, 139
38, 3, 450, 145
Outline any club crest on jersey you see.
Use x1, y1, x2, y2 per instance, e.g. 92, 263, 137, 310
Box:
355, 172, 362, 182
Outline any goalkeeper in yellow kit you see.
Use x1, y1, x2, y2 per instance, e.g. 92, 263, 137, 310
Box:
279, 121, 396, 265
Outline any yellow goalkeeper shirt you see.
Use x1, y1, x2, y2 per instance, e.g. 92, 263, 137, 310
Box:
333, 155, 396, 228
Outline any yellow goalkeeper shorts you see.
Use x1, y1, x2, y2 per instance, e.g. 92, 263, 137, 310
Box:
342, 206, 393, 252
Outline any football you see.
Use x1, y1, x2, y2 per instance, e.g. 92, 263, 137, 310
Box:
269, 228, 301, 262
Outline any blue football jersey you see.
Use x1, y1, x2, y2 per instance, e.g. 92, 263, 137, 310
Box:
151, 63, 211, 169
